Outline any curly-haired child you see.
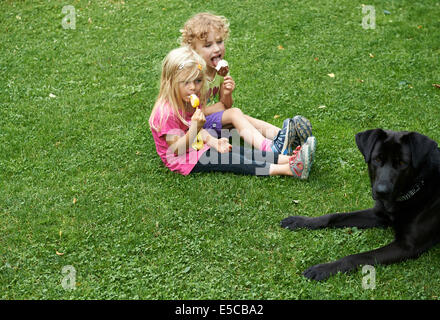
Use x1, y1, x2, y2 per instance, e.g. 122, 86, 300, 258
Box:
180, 12, 314, 156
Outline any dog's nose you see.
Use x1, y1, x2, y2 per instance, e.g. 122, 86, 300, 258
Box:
375, 183, 391, 197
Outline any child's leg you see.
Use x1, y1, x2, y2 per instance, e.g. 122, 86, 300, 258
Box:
276, 154, 291, 164
192, 136, 315, 179
268, 163, 293, 176
191, 146, 274, 176
245, 114, 314, 156
251, 136, 316, 178
191, 147, 295, 177
221, 108, 272, 151
243, 114, 280, 140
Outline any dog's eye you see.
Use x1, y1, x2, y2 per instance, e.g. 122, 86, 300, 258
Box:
374, 157, 382, 164
399, 160, 407, 167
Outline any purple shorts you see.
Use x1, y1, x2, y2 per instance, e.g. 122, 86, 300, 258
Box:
203, 110, 224, 136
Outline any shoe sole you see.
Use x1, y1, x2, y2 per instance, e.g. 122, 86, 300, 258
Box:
281, 119, 294, 155
293, 115, 313, 147
300, 136, 316, 180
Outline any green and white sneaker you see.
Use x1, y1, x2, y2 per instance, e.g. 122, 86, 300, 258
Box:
272, 116, 313, 156
291, 115, 313, 149
289, 136, 316, 180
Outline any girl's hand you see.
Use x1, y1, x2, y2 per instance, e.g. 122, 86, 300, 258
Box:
191, 108, 206, 132
209, 137, 232, 154
222, 76, 235, 96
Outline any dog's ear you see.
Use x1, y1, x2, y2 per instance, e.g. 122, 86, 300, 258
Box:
405, 132, 438, 168
355, 129, 386, 163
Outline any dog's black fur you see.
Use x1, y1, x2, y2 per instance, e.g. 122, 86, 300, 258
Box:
281, 129, 440, 281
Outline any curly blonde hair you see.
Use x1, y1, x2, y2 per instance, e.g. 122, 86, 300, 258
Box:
180, 12, 230, 47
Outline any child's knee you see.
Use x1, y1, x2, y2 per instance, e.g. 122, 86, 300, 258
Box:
228, 107, 243, 117
223, 107, 243, 124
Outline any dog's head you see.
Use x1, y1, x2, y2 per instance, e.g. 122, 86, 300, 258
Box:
355, 129, 438, 212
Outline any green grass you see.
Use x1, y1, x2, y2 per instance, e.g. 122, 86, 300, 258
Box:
1, 0, 440, 299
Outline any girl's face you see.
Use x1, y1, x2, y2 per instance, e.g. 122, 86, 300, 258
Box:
193, 29, 226, 71
178, 75, 204, 105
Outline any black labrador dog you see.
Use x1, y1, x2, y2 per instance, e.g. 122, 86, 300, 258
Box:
281, 129, 440, 281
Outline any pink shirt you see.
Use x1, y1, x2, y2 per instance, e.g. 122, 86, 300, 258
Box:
150, 102, 210, 175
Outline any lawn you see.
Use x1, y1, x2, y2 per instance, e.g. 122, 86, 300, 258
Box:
1, 0, 439, 300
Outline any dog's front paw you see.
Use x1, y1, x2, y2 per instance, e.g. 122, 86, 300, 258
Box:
303, 262, 337, 281
303, 258, 357, 281
280, 216, 315, 230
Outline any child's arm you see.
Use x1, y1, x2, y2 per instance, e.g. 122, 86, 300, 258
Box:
220, 75, 235, 109
166, 127, 231, 155
166, 109, 206, 155
200, 130, 232, 153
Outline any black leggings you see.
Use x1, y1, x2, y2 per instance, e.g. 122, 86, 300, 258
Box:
191, 146, 279, 176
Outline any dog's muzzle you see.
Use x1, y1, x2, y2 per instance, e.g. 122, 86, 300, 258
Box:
373, 182, 393, 200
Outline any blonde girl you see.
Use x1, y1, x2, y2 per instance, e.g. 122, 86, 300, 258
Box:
149, 46, 316, 178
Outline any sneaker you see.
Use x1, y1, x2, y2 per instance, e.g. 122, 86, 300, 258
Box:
291, 115, 313, 149
289, 136, 316, 180
271, 118, 294, 155
304, 135, 316, 166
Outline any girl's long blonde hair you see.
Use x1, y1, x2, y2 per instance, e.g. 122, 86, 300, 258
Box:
149, 46, 207, 132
